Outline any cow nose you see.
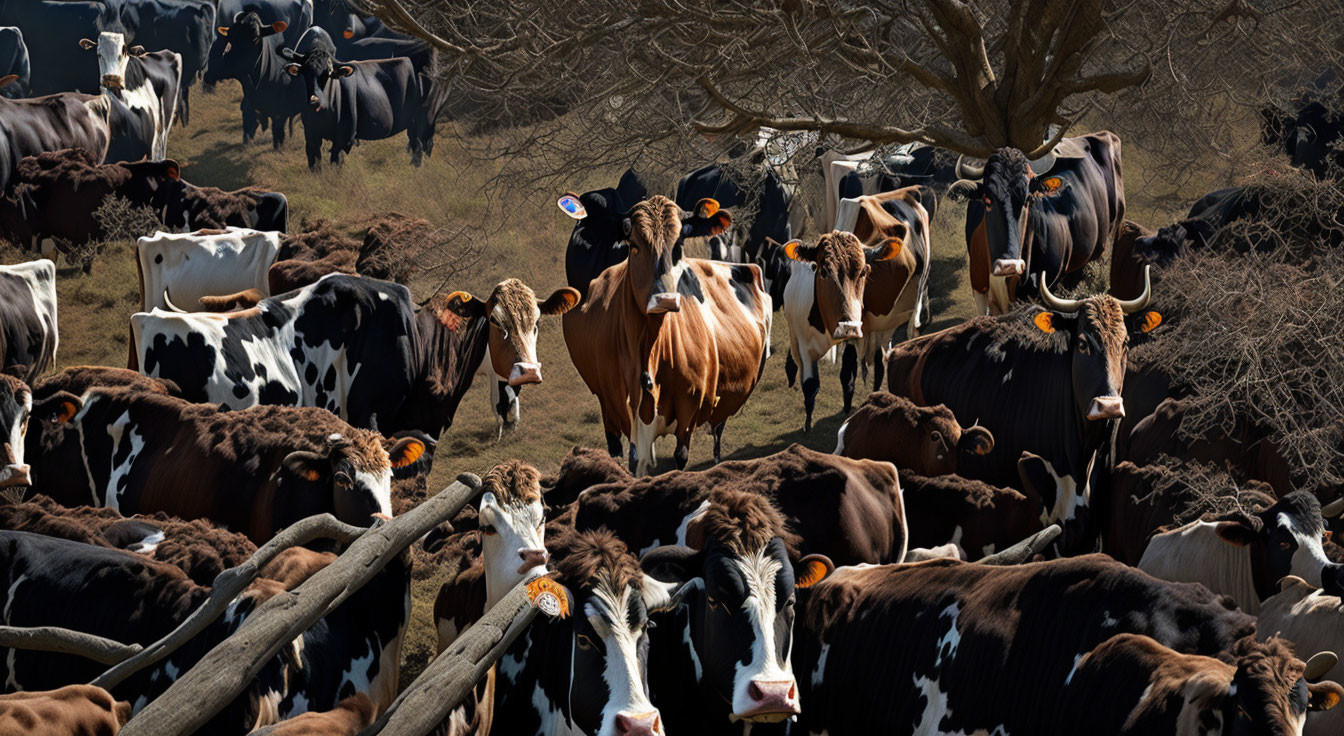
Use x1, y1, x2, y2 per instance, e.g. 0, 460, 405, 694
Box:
1086, 396, 1125, 421
648, 292, 681, 314
509, 362, 542, 386
517, 547, 548, 574
833, 320, 863, 341
0, 463, 31, 488
992, 258, 1027, 277
101, 74, 123, 91
309, 95, 322, 110
740, 679, 801, 721
615, 711, 663, 736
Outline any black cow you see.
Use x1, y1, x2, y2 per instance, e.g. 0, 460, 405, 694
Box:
948, 133, 1126, 315
675, 157, 794, 264
0, 92, 112, 190
886, 275, 1159, 554
1262, 70, 1344, 180
117, 0, 215, 125
174, 181, 289, 232
278, 36, 443, 170
0, 26, 29, 99
0, 260, 58, 384
80, 31, 181, 163
559, 168, 649, 298
0, 0, 123, 94
303, 17, 433, 74
204, 0, 309, 147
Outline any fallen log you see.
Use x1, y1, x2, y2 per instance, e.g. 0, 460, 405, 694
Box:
0, 625, 142, 665
93, 514, 367, 691
362, 581, 539, 736
118, 474, 482, 736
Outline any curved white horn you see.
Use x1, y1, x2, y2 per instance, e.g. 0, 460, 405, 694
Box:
956, 154, 984, 180
1322, 497, 1344, 518
1116, 265, 1152, 315
162, 287, 187, 313
1039, 274, 1081, 314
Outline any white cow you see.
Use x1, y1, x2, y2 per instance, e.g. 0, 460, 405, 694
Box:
81, 31, 180, 162
136, 228, 280, 312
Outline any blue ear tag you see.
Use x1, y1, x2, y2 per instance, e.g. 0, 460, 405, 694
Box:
557, 195, 586, 220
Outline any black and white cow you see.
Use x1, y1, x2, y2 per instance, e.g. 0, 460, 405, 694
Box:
0, 260, 58, 382
278, 34, 443, 169
204, 3, 307, 147
116, 0, 215, 125
560, 169, 649, 299
0, 0, 124, 94
0, 27, 29, 99
131, 273, 574, 438
80, 31, 181, 162
674, 158, 794, 264
0, 93, 112, 191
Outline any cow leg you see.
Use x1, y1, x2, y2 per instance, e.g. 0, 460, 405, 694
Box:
711, 422, 726, 464
271, 116, 286, 150
305, 131, 323, 172
674, 440, 689, 471
840, 343, 858, 414
802, 361, 820, 433
491, 380, 519, 440
241, 100, 258, 143
606, 431, 623, 459
785, 346, 798, 388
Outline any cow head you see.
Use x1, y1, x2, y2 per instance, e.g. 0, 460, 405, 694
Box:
1262, 100, 1344, 179
0, 374, 35, 488
117, 159, 187, 222
79, 32, 146, 94
837, 392, 993, 475
949, 148, 1067, 278
620, 196, 730, 315
781, 231, 900, 342
477, 460, 548, 608
641, 490, 834, 725
514, 529, 672, 736
443, 279, 579, 388
281, 430, 429, 525
1225, 637, 1343, 733
1210, 491, 1344, 601
1130, 218, 1216, 268
209, 11, 287, 80
278, 45, 352, 113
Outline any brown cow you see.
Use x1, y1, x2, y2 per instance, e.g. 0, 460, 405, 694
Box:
781, 230, 901, 430
564, 195, 771, 474
0, 685, 130, 736
248, 694, 374, 736
836, 392, 994, 475
268, 252, 358, 294
899, 469, 1044, 561
32, 366, 178, 400
198, 288, 265, 312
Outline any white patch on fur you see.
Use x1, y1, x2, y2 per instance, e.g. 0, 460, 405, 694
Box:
728, 547, 796, 719
479, 494, 547, 609
104, 412, 146, 512
586, 577, 660, 736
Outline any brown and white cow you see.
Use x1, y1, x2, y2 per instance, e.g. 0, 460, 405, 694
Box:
249, 694, 374, 736
564, 195, 771, 474
781, 231, 900, 431
899, 469, 1045, 561
0, 685, 130, 736
835, 392, 993, 475
1260, 576, 1344, 736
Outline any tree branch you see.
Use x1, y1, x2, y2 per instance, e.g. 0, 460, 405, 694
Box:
0, 626, 142, 666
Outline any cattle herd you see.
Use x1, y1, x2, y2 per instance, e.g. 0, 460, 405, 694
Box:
0, 2, 1342, 735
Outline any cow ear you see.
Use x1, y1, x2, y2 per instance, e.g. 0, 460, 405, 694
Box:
681, 210, 732, 239
216, 26, 229, 37
1137, 311, 1162, 334
947, 180, 982, 202
539, 287, 580, 316
335, 65, 355, 78
525, 574, 573, 620
129, 46, 146, 57
343, 29, 355, 39
1033, 312, 1055, 334
960, 425, 994, 456
79, 38, 96, 50
642, 574, 698, 613
0, 75, 16, 89
865, 236, 903, 263
162, 160, 181, 181
282, 450, 330, 483
1031, 176, 1067, 196
440, 291, 486, 326
387, 432, 433, 478
33, 392, 83, 424
782, 239, 815, 263
270, 20, 288, 34
556, 192, 586, 220
285, 63, 300, 77
794, 554, 834, 589
693, 198, 720, 218
1214, 520, 1258, 547
1309, 681, 1343, 712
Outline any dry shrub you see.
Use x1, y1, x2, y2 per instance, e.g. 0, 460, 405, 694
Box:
1126, 455, 1277, 525
1206, 172, 1344, 262
93, 196, 161, 243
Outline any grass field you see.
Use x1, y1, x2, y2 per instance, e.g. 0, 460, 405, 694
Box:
5, 80, 1254, 688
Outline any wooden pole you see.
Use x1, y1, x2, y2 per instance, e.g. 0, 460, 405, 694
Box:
0, 625, 142, 665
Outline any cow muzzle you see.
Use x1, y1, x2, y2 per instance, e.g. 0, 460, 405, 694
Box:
1086, 396, 1125, 421
833, 320, 863, 341
101, 74, 124, 92
309, 95, 323, 111
508, 362, 542, 386
517, 547, 548, 574
647, 292, 681, 314
736, 679, 800, 723
615, 711, 663, 736
992, 258, 1026, 277
0, 463, 31, 488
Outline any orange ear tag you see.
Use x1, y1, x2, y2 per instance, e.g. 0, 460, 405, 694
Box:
526, 576, 570, 619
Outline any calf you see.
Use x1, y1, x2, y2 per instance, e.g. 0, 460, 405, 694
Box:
899, 469, 1044, 561
136, 227, 280, 312
1261, 576, 1344, 736
0, 685, 130, 736
835, 392, 993, 475
0, 259, 58, 381
80, 32, 181, 162
781, 231, 900, 430
1140, 491, 1344, 614
278, 40, 443, 169
27, 387, 429, 543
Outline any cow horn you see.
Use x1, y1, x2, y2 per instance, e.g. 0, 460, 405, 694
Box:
162, 288, 187, 313
1305, 651, 1339, 681
1115, 265, 1152, 315
955, 154, 984, 180
1027, 152, 1056, 176
1323, 497, 1344, 518
1039, 275, 1081, 314
977, 525, 1062, 566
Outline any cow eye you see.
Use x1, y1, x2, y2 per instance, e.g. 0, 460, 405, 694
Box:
1078, 340, 1090, 354
334, 471, 352, 487
1280, 540, 1293, 550
576, 634, 596, 651
930, 430, 942, 444
480, 524, 497, 536
982, 196, 992, 206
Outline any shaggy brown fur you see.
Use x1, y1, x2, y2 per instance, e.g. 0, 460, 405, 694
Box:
549, 527, 643, 594
482, 459, 542, 507
249, 693, 374, 735
543, 447, 631, 514
268, 252, 359, 294
812, 231, 867, 281
33, 366, 179, 400
279, 219, 362, 261
179, 185, 269, 229
696, 488, 792, 557
258, 547, 337, 590
627, 196, 683, 255
14, 148, 129, 190
0, 685, 131, 736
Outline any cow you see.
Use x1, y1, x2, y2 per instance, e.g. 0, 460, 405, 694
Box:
0, 92, 112, 190
0, 0, 123, 95
1260, 576, 1344, 735
80, 32, 181, 162
116, 0, 216, 125
776, 554, 1305, 735
819, 143, 956, 232
0, 260, 58, 382
277, 36, 444, 169
832, 186, 933, 390
558, 168, 649, 298
1139, 491, 1344, 615
204, 4, 306, 147
674, 157, 794, 264
0, 685, 131, 736
1061, 633, 1342, 735
136, 227, 280, 312
0, 27, 28, 98
947, 133, 1125, 315
886, 271, 1159, 554
1262, 71, 1344, 180
1109, 218, 1214, 300
898, 470, 1045, 561
25, 386, 430, 543
780, 230, 901, 431
249, 694, 374, 736
269, 252, 356, 294
173, 181, 289, 232
835, 392, 993, 476
131, 274, 573, 438
563, 195, 770, 474
300, 23, 433, 76
482, 528, 674, 736
541, 445, 631, 513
